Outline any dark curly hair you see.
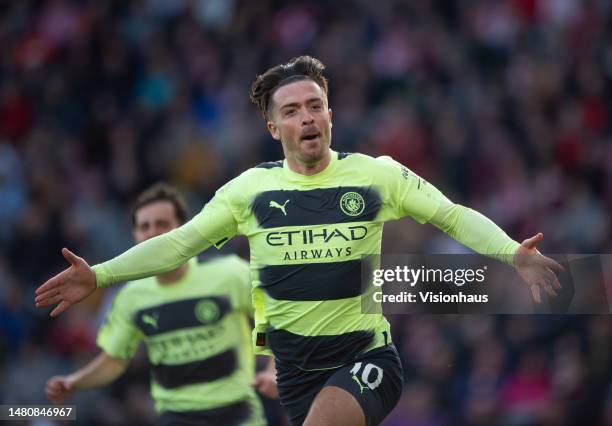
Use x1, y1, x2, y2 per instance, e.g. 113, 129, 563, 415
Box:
250, 55, 329, 121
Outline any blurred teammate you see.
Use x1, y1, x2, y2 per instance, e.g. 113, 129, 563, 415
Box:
44, 183, 274, 426
36, 57, 562, 426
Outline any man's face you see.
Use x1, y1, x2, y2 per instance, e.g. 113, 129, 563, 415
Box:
267, 79, 332, 165
132, 200, 181, 244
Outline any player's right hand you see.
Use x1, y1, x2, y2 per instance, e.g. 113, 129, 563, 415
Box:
35, 248, 97, 317
45, 376, 75, 405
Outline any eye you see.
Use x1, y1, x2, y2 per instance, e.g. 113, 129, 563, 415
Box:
311, 104, 322, 111
284, 109, 296, 117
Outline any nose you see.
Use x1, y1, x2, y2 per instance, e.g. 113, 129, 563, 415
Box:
144, 227, 164, 241
301, 108, 315, 125
151, 228, 165, 238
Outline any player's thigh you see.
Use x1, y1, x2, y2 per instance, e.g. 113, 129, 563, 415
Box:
276, 361, 332, 426
313, 345, 404, 426
303, 385, 365, 426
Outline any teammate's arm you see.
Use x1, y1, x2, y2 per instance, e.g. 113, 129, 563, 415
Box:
45, 352, 129, 405
252, 356, 278, 399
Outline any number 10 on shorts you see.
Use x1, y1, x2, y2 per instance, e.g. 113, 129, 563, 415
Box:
350, 362, 384, 392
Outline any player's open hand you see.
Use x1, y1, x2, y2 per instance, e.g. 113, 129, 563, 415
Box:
252, 371, 279, 399
45, 376, 75, 405
513, 233, 563, 304
35, 248, 97, 317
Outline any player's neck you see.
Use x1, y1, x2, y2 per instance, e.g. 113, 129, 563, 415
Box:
156, 263, 189, 285
286, 151, 332, 176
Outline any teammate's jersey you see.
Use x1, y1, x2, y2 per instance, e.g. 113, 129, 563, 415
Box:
97, 255, 265, 424
192, 151, 443, 370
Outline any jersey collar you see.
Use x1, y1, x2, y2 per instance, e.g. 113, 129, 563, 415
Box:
282, 149, 338, 183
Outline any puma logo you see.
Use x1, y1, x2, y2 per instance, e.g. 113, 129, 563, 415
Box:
269, 199, 290, 216
352, 375, 368, 394
142, 313, 159, 330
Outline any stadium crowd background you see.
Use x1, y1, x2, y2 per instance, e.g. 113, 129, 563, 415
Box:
1, 0, 611, 424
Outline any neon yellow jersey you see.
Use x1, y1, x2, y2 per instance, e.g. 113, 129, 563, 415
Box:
97, 255, 265, 424
192, 151, 448, 370
94, 150, 519, 371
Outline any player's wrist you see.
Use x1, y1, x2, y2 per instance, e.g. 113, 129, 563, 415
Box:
91, 264, 108, 289
508, 241, 522, 268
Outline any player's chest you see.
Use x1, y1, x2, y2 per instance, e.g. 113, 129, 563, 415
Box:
249, 185, 382, 229
133, 295, 232, 336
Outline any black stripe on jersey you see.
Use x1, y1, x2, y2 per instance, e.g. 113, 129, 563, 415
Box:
268, 328, 374, 370
337, 152, 354, 160
158, 400, 251, 426
260, 260, 363, 301
152, 349, 237, 389
214, 237, 229, 246
256, 160, 283, 169
133, 296, 231, 336
252, 186, 381, 229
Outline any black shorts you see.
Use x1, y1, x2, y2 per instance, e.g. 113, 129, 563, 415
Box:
276, 344, 404, 426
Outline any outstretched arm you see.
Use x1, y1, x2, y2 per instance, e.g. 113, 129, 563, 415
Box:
46, 352, 129, 404
375, 156, 562, 304
429, 200, 562, 303
36, 181, 241, 317
36, 217, 215, 316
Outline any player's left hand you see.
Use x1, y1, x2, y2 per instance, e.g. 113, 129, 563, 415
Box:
252, 371, 279, 399
513, 233, 563, 304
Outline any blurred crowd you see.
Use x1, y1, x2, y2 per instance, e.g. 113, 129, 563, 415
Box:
0, 0, 611, 425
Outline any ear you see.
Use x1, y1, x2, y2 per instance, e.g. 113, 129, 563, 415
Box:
267, 120, 281, 140
328, 108, 333, 127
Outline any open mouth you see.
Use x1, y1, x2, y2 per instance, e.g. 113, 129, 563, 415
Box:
301, 132, 320, 141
